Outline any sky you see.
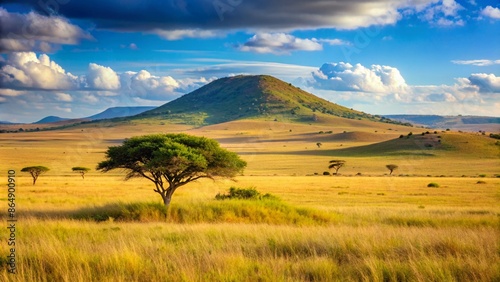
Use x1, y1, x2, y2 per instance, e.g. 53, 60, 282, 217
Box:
0, 0, 499, 123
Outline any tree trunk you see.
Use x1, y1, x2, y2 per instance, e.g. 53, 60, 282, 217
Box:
162, 194, 172, 208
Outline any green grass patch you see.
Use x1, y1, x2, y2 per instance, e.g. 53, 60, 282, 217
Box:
427, 182, 440, 188
72, 200, 340, 225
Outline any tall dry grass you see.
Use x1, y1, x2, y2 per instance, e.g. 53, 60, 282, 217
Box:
0, 218, 498, 281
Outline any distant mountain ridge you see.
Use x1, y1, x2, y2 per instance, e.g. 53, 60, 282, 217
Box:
28, 106, 156, 124
86, 106, 156, 120
139, 75, 400, 126
385, 115, 500, 131
33, 116, 69, 124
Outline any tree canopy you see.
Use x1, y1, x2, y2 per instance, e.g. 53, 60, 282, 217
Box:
386, 164, 398, 175
21, 166, 49, 185
96, 134, 247, 207
328, 160, 345, 175
72, 167, 91, 179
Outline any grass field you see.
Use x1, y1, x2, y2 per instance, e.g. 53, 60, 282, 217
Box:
0, 119, 499, 281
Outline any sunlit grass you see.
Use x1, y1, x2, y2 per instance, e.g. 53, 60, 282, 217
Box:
0, 121, 499, 280
0, 219, 498, 281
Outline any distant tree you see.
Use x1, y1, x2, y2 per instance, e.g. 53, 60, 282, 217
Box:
316, 142, 322, 148
97, 134, 247, 208
386, 164, 398, 175
72, 167, 91, 179
21, 166, 49, 185
328, 160, 346, 175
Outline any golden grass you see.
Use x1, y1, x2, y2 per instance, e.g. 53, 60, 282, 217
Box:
0, 120, 499, 281
0, 219, 498, 281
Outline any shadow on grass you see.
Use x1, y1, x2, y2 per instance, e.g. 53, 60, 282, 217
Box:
17, 200, 342, 225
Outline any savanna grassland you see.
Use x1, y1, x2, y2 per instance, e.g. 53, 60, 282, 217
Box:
0, 118, 499, 281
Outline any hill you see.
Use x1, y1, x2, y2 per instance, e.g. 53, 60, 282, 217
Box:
87, 106, 156, 121
322, 131, 499, 158
385, 115, 500, 132
33, 116, 69, 124
138, 75, 408, 126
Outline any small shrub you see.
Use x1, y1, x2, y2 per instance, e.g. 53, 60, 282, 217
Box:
399, 135, 404, 139
476, 181, 486, 184
322, 171, 330, 176
478, 174, 486, 178
427, 183, 440, 188
215, 187, 277, 201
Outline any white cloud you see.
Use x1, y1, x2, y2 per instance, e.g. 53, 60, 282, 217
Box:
0, 52, 78, 90
414, 0, 466, 27
151, 29, 219, 40
238, 33, 349, 54
0, 8, 92, 53
305, 62, 500, 116
54, 92, 73, 102
466, 73, 500, 93
119, 70, 179, 100
481, 6, 500, 19
452, 59, 500, 66
86, 63, 121, 90
316, 39, 351, 46
309, 62, 408, 94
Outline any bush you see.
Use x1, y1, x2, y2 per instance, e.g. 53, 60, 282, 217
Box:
427, 183, 440, 188
323, 171, 330, 176
476, 181, 486, 184
215, 187, 277, 201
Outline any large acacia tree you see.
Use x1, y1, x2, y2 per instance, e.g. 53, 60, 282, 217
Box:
97, 134, 247, 207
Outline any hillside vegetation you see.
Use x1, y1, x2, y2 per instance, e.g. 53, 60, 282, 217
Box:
138, 75, 408, 126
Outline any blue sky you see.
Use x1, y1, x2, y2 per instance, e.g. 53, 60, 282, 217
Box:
0, 0, 499, 123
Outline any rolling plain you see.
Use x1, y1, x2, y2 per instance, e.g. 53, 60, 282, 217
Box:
0, 114, 499, 281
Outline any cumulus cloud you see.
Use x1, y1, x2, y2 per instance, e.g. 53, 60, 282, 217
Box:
305, 62, 499, 115
120, 70, 179, 100
481, 6, 500, 19
0, 52, 212, 102
0, 52, 78, 90
452, 59, 500, 66
0, 8, 92, 53
309, 62, 408, 95
466, 73, 500, 93
86, 63, 121, 90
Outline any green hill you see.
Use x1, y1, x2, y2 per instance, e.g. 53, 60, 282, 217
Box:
137, 75, 406, 126
326, 132, 499, 158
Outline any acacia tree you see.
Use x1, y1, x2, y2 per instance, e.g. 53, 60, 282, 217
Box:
316, 142, 322, 148
386, 164, 398, 175
97, 134, 247, 207
21, 166, 49, 185
72, 167, 90, 179
328, 160, 345, 175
